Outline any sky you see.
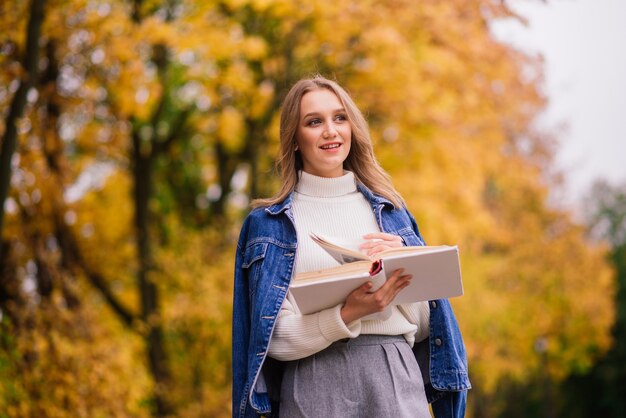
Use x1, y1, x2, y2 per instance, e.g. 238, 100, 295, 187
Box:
490, 0, 626, 210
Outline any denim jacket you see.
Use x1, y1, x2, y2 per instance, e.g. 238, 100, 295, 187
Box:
232, 184, 471, 418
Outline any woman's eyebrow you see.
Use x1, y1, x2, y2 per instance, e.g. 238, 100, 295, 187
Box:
302, 108, 346, 119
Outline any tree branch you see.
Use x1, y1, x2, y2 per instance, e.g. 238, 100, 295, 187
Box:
56, 220, 137, 328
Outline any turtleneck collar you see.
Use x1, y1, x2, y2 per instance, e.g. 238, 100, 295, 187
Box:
295, 170, 357, 198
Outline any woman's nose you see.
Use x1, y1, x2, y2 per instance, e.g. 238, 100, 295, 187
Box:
323, 125, 338, 138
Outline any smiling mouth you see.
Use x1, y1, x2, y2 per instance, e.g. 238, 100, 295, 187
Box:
320, 143, 341, 150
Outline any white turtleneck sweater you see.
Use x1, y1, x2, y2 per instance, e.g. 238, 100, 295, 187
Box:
267, 171, 430, 361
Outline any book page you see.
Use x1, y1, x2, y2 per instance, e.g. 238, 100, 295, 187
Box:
311, 232, 451, 263
293, 259, 372, 284
309, 233, 370, 264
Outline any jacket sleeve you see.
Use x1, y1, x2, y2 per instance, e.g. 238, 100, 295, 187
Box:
232, 221, 252, 415
404, 206, 470, 414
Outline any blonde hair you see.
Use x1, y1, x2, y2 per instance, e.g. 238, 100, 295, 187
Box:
252, 75, 405, 208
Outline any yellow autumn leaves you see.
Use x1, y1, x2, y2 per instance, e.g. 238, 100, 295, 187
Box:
0, 0, 616, 417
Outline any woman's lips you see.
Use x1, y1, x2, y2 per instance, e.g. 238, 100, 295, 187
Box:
319, 143, 341, 150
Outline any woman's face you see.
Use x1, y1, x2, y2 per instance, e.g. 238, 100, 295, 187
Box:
295, 88, 352, 178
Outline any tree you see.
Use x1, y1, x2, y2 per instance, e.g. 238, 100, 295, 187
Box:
556, 180, 626, 418
0, 0, 46, 259
0, 1, 616, 417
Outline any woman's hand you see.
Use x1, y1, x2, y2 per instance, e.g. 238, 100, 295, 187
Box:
359, 232, 404, 257
340, 269, 412, 324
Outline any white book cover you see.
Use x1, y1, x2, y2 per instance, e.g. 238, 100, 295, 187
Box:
290, 237, 463, 317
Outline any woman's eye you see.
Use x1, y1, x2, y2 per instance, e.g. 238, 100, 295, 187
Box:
335, 114, 347, 121
307, 119, 321, 126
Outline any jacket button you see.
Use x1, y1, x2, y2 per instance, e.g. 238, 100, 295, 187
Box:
430, 301, 437, 309
435, 338, 443, 346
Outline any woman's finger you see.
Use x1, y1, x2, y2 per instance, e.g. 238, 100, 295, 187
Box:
355, 281, 373, 295
343, 271, 411, 321
360, 240, 402, 249
390, 277, 411, 299
365, 244, 398, 256
377, 274, 411, 306
363, 232, 402, 242
378, 269, 408, 293
361, 241, 403, 254
360, 233, 403, 253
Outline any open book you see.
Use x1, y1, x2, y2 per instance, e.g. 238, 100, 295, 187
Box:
289, 234, 463, 319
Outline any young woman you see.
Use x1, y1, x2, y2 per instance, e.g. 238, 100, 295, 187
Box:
232, 76, 470, 418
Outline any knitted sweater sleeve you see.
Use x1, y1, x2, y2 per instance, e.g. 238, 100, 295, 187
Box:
267, 293, 362, 361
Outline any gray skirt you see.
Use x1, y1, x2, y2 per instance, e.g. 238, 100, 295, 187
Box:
279, 334, 431, 418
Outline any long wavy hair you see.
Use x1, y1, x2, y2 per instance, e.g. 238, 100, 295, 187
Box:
252, 75, 405, 208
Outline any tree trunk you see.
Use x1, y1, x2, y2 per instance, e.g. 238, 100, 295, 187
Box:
128, 1, 174, 414
0, 0, 46, 260
132, 131, 172, 416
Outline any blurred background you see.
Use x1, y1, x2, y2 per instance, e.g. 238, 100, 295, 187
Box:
0, 0, 624, 417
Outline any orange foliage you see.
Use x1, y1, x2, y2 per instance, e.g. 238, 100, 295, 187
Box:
0, 1, 614, 417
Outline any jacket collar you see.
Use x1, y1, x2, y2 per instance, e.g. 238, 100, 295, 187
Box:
356, 183, 397, 209
265, 192, 294, 216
